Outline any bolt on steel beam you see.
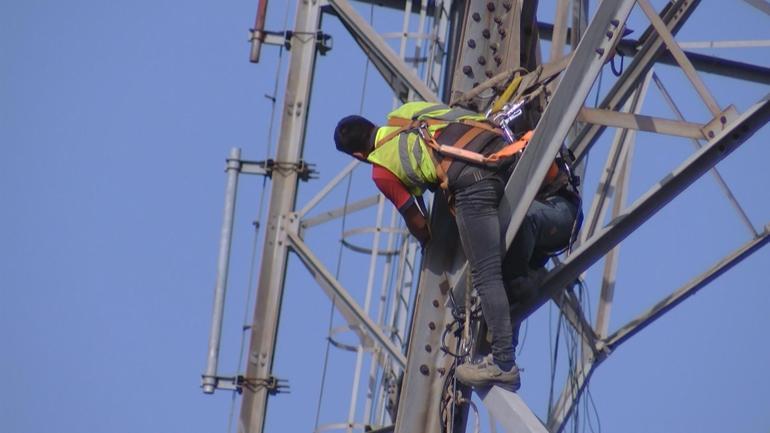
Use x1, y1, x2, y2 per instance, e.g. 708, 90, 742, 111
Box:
449, 0, 539, 111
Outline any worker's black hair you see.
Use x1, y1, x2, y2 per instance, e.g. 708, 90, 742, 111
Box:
334, 115, 376, 155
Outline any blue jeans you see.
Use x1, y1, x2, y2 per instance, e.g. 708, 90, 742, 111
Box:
453, 175, 577, 366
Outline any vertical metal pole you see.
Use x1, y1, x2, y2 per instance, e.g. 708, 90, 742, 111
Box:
579, 73, 651, 245
550, 0, 570, 62
249, 0, 270, 63
398, 0, 415, 104
203, 147, 242, 394
426, 0, 449, 94
594, 142, 633, 338
374, 230, 413, 426
239, 1, 323, 432
567, 0, 589, 184
364, 207, 401, 426
414, 0, 429, 73
399, 1, 414, 62
593, 72, 652, 336
346, 195, 386, 433
570, 0, 588, 49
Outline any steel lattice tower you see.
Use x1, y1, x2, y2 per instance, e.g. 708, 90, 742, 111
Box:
202, 1, 770, 433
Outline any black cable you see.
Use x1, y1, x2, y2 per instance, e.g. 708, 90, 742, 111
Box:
610, 54, 624, 77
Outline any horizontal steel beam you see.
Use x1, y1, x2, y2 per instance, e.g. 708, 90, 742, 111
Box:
678, 39, 770, 49
300, 195, 380, 229
352, 0, 436, 15
326, 0, 439, 103
512, 93, 770, 323
570, 0, 702, 163
606, 227, 770, 351
539, 20, 770, 85
577, 107, 706, 139
299, 160, 358, 219
287, 231, 407, 368
652, 49, 770, 86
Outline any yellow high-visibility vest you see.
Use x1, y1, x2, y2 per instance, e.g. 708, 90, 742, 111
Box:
367, 102, 487, 196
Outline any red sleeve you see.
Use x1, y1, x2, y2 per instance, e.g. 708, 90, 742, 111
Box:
372, 164, 415, 213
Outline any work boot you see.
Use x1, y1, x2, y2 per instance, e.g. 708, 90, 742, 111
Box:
455, 355, 521, 391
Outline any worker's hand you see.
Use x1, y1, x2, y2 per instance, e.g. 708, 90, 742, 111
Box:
403, 204, 430, 248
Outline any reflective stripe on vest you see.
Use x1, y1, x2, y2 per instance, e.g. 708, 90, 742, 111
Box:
368, 125, 438, 196
398, 132, 430, 191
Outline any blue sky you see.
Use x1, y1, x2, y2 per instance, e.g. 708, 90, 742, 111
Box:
2, 1, 769, 433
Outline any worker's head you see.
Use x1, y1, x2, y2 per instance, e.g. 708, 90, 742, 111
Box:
334, 115, 376, 162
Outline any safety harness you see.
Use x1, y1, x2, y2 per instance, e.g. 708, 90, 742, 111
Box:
375, 99, 583, 254
374, 102, 559, 193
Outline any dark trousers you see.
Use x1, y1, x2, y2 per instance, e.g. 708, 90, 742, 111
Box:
453, 175, 577, 365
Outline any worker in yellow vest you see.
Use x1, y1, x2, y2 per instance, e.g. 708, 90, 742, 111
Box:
334, 101, 581, 391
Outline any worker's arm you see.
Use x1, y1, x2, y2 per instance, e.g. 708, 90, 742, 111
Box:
402, 201, 431, 248
372, 164, 431, 247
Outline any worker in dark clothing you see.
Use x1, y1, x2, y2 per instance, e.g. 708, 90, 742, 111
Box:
334, 101, 580, 390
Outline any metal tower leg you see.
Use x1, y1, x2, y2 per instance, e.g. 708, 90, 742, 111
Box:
238, 2, 323, 433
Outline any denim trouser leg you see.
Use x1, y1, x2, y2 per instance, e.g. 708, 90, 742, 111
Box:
503, 195, 578, 354
503, 195, 577, 280
453, 177, 515, 367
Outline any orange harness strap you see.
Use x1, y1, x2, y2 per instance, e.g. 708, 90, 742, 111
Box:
485, 130, 533, 162
375, 125, 410, 148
